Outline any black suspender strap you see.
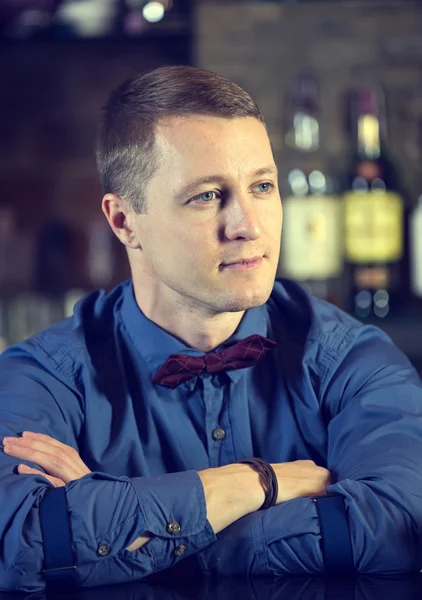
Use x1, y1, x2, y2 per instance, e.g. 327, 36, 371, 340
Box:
39, 486, 76, 586
314, 494, 354, 573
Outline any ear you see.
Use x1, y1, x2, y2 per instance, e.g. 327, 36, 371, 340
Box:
102, 194, 141, 249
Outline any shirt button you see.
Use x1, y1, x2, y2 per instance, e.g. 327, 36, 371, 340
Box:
174, 544, 187, 558
212, 428, 226, 441
97, 544, 110, 556
167, 521, 181, 534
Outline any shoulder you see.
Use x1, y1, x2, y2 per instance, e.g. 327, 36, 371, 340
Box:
267, 277, 366, 353
267, 278, 409, 375
267, 278, 420, 402
1, 280, 130, 376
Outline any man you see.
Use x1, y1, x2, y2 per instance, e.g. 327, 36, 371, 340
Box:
0, 65, 421, 591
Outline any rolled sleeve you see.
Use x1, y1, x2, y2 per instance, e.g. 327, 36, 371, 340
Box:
197, 496, 323, 576
130, 470, 216, 570
62, 470, 216, 587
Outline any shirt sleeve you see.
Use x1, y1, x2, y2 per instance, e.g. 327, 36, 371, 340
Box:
197, 325, 422, 576
0, 343, 215, 592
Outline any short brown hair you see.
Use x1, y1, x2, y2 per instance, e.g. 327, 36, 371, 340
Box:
96, 65, 267, 213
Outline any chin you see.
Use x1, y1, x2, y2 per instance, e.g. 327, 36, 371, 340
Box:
220, 282, 274, 312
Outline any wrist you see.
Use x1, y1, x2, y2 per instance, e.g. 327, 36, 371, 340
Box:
230, 463, 266, 512
237, 458, 278, 510
198, 463, 265, 535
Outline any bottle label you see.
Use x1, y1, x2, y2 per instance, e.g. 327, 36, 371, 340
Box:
280, 195, 342, 280
410, 206, 422, 298
344, 191, 403, 263
354, 266, 389, 289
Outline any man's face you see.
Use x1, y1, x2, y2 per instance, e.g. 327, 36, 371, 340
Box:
131, 115, 283, 315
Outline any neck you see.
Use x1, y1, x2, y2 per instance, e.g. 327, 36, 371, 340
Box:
131, 269, 245, 353
358, 114, 381, 159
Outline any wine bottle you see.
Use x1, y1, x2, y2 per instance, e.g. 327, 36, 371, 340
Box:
343, 86, 406, 319
410, 194, 422, 300
279, 72, 343, 303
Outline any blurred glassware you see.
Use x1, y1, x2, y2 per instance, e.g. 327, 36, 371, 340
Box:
279, 72, 343, 305
142, 2, 165, 23
285, 71, 320, 153
0, 299, 10, 353
64, 288, 87, 319
343, 86, 406, 320
1, 0, 181, 39
0, 206, 33, 297
7, 293, 63, 344
34, 220, 75, 296
410, 193, 422, 300
55, 0, 117, 38
87, 218, 116, 290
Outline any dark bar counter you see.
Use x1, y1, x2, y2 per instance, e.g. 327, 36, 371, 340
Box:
1, 574, 421, 600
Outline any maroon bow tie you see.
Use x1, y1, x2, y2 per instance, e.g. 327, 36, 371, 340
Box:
152, 334, 277, 389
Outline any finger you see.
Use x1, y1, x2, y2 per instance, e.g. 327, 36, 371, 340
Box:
21, 431, 74, 452
4, 435, 81, 467
3, 441, 89, 482
17, 464, 65, 487
3, 435, 76, 461
19, 432, 82, 463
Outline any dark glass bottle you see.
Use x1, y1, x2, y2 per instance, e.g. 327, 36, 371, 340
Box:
279, 72, 343, 305
343, 87, 406, 319
410, 193, 422, 302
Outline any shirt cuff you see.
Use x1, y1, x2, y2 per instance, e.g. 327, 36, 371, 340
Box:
131, 470, 216, 570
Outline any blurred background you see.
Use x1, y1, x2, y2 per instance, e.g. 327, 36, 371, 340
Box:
1, 0, 422, 373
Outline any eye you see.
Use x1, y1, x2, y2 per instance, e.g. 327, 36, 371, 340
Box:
192, 191, 219, 203
254, 182, 274, 194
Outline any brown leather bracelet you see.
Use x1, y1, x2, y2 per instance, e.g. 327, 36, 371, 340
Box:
237, 457, 278, 510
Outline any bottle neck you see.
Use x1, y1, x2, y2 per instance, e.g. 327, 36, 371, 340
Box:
357, 114, 381, 160
292, 112, 320, 152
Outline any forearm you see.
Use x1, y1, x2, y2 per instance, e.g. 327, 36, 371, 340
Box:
197, 496, 323, 576
198, 477, 422, 577
0, 469, 216, 591
128, 463, 265, 551
0, 472, 151, 591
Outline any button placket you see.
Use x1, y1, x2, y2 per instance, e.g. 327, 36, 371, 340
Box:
212, 427, 226, 441
202, 376, 226, 467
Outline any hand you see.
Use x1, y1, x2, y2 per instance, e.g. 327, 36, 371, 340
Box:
2, 431, 149, 552
269, 460, 331, 503
198, 459, 331, 536
2, 431, 91, 487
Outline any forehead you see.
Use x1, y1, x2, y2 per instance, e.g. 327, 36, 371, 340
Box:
154, 116, 274, 174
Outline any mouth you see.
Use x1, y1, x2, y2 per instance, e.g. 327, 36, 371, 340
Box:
220, 256, 264, 270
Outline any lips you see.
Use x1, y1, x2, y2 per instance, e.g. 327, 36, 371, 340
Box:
224, 256, 262, 266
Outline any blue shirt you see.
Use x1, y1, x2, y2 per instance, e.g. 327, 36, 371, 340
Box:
0, 278, 422, 591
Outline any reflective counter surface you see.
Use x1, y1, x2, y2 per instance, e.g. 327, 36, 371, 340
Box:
1, 574, 422, 600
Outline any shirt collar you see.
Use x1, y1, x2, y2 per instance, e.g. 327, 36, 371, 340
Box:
119, 280, 270, 389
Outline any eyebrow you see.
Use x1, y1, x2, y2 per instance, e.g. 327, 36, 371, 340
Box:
176, 166, 278, 200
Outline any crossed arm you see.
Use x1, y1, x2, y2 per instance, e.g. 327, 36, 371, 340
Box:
2, 431, 330, 552
1, 324, 422, 589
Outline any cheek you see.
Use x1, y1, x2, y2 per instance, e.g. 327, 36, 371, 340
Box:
263, 200, 283, 237
160, 221, 209, 263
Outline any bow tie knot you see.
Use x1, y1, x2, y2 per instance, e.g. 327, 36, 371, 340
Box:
204, 352, 225, 373
152, 334, 277, 389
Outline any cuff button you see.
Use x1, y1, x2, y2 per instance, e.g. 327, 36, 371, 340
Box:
167, 520, 181, 534
97, 544, 110, 557
174, 545, 187, 558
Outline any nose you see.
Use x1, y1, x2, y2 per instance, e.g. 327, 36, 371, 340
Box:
223, 193, 262, 241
